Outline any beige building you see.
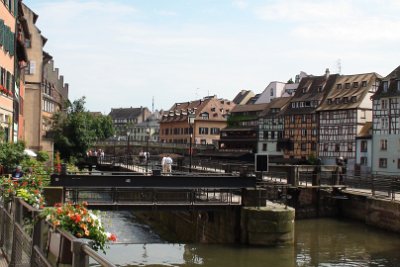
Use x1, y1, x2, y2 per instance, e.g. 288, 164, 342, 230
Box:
22, 3, 69, 156
160, 96, 235, 146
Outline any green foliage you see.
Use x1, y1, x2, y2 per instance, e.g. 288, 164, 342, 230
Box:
0, 142, 28, 173
50, 97, 114, 160
21, 157, 52, 187
227, 114, 258, 127
287, 78, 294, 84
36, 151, 49, 162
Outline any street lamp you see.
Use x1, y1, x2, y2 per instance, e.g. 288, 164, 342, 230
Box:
126, 131, 130, 155
113, 134, 117, 164
146, 128, 150, 173
188, 113, 196, 172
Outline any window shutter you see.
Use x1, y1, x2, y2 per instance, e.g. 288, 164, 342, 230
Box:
0, 20, 4, 47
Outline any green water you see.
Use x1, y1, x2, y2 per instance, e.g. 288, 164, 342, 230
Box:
101, 212, 400, 267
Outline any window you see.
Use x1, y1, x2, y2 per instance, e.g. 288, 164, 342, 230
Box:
335, 143, 340, 152
361, 81, 367, 87
264, 131, 268, 139
201, 113, 209, 120
262, 144, 267, 151
327, 99, 332, 104
383, 81, 388, 92
210, 128, 219, 134
271, 131, 275, 139
351, 96, 357, 103
311, 142, 317, 151
317, 86, 322, 92
353, 82, 359, 88
361, 110, 366, 119
302, 87, 307, 93
397, 80, 400, 91
348, 143, 353, 152
301, 129, 307, 136
301, 142, 307, 151
337, 84, 342, 89
290, 116, 295, 123
312, 128, 317, 136
335, 98, 341, 104
270, 88, 274, 96
361, 157, 368, 166
345, 83, 350, 89
324, 143, 328, 151
199, 127, 209, 135
381, 99, 387, 109
380, 139, 387, 150
302, 115, 306, 123
360, 140, 367, 152
379, 158, 387, 168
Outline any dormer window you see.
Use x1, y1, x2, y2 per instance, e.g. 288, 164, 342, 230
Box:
211, 107, 215, 112
327, 99, 332, 104
201, 112, 209, 120
383, 81, 388, 92
362, 81, 367, 87
353, 82, 359, 88
337, 84, 342, 89
345, 83, 350, 89
343, 97, 349, 103
302, 87, 307, 93
317, 86, 322, 92
335, 98, 341, 104
351, 96, 357, 103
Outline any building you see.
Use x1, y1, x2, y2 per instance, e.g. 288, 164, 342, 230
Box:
255, 72, 308, 104
132, 111, 161, 142
355, 122, 372, 175
0, 0, 18, 142
23, 3, 69, 156
160, 96, 234, 146
258, 97, 291, 159
317, 72, 379, 171
109, 107, 151, 139
371, 65, 400, 174
283, 69, 338, 160
232, 90, 255, 105
219, 103, 268, 152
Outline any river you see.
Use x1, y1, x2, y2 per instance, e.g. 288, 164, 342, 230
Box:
98, 211, 400, 267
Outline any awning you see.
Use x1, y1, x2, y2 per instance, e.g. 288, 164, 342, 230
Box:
24, 149, 37, 157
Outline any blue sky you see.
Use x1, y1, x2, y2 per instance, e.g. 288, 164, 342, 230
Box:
23, 0, 400, 113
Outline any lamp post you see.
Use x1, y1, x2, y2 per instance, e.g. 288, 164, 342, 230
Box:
188, 113, 196, 172
126, 131, 130, 155
146, 128, 150, 173
113, 134, 117, 164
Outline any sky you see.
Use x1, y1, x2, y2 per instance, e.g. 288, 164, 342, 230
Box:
22, 0, 400, 114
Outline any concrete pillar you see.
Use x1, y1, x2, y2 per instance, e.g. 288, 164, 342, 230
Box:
241, 203, 295, 246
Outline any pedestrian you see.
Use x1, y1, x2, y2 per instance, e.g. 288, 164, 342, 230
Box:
165, 156, 173, 174
11, 165, 24, 181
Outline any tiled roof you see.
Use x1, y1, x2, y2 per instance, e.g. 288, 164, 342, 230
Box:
357, 122, 372, 138
108, 107, 146, 120
231, 103, 269, 113
233, 90, 255, 105
259, 97, 291, 117
372, 65, 400, 100
317, 72, 380, 111
283, 73, 339, 115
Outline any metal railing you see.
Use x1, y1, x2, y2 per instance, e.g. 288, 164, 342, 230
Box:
0, 194, 116, 267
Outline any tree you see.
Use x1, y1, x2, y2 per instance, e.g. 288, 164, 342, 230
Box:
51, 97, 114, 160
287, 78, 294, 84
0, 142, 28, 173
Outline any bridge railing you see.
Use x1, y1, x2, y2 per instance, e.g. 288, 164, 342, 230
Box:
0, 194, 116, 267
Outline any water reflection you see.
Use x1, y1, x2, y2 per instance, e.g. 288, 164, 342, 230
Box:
100, 212, 400, 267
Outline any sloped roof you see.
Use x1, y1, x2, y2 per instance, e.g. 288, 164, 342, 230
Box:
317, 72, 380, 111
283, 73, 339, 115
372, 65, 400, 100
231, 103, 269, 113
357, 122, 372, 138
259, 97, 291, 117
109, 107, 147, 120
233, 90, 255, 105
160, 96, 234, 123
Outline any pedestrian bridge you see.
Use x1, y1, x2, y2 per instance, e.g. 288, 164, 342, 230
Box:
50, 172, 257, 210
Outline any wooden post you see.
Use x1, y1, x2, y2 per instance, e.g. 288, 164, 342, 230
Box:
71, 239, 89, 267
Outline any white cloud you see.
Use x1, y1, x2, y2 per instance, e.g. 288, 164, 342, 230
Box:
232, 0, 248, 9
155, 10, 177, 17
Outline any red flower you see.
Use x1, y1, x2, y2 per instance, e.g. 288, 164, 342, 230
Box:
108, 233, 117, 242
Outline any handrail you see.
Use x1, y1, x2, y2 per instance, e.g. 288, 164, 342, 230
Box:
82, 244, 115, 267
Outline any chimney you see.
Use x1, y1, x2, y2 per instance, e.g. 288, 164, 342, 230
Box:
325, 68, 330, 78
295, 74, 300, 83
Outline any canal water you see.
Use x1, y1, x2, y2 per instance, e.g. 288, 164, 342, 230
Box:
99, 211, 400, 267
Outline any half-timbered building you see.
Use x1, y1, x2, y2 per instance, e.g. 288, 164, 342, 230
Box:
371, 66, 400, 174
258, 97, 291, 159
317, 72, 380, 171
282, 69, 338, 160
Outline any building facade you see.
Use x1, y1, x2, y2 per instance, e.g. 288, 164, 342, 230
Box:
160, 96, 234, 146
372, 66, 400, 174
220, 103, 268, 152
23, 3, 69, 156
258, 97, 291, 158
109, 106, 151, 139
0, 0, 18, 142
317, 72, 379, 171
283, 69, 338, 160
